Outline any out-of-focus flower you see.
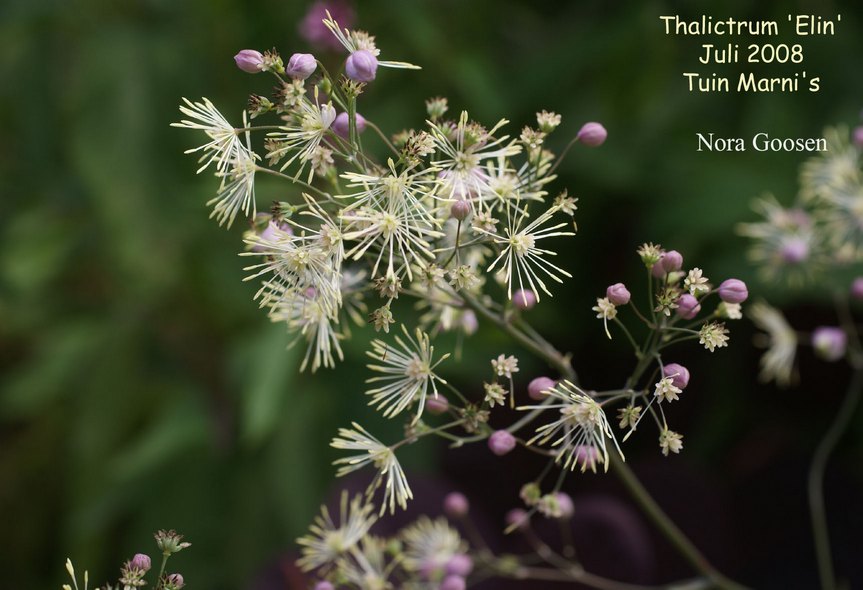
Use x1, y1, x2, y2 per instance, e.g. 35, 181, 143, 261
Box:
812, 327, 847, 362
297, 492, 377, 571
488, 430, 516, 456
749, 300, 798, 386
443, 492, 469, 518
527, 376, 555, 401
299, 1, 355, 50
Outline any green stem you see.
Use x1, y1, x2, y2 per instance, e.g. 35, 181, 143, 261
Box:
807, 367, 863, 590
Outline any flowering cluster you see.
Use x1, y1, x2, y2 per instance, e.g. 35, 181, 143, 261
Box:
62, 530, 190, 590
741, 123, 863, 383
174, 8, 748, 589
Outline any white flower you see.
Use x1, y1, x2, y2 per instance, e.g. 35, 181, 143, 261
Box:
365, 326, 449, 422
172, 97, 245, 176
337, 536, 394, 589
659, 428, 684, 456
297, 491, 377, 571
266, 100, 337, 182
483, 382, 507, 407
654, 377, 681, 403
491, 354, 519, 379
477, 201, 574, 301
262, 284, 344, 372
749, 300, 798, 386
699, 321, 729, 352
331, 423, 413, 515
617, 405, 642, 430
428, 111, 522, 205
521, 380, 623, 472
718, 302, 743, 320
684, 268, 710, 295
401, 517, 466, 575
592, 297, 617, 339
209, 125, 259, 227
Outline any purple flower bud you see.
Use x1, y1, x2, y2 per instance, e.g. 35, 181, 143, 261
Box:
425, 395, 449, 415
165, 573, 185, 589
443, 492, 469, 518
440, 575, 466, 590
718, 278, 748, 304
576, 122, 607, 147
651, 261, 668, 278
555, 492, 574, 519
853, 126, 863, 148
662, 363, 690, 389
606, 283, 631, 306
234, 49, 264, 73
676, 294, 701, 320
285, 53, 317, 80
130, 553, 151, 572
528, 376, 555, 401
450, 199, 471, 221
314, 582, 335, 590
780, 238, 809, 264
332, 111, 367, 138
852, 277, 863, 300
445, 554, 474, 577
513, 289, 537, 310
488, 430, 516, 456
661, 250, 684, 272
812, 327, 846, 362
345, 49, 378, 82
505, 508, 530, 531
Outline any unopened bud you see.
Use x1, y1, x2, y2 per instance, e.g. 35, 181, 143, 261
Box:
606, 283, 631, 306
676, 294, 701, 320
443, 492, 469, 518
285, 52, 317, 80
488, 430, 516, 456
513, 289, 537, 310
234, 49, 264, 73
450, 199, 471, 221
345, 49, 378, 82
576, 122, 607, 147
717, 279, 748, 304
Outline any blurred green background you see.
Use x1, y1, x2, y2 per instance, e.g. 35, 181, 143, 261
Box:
2, 0, 863, 587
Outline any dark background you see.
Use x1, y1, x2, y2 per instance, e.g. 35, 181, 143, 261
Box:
2, 0, 862, 588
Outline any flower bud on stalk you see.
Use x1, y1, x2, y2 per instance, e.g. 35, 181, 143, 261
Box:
345, 49, 378, 82
676, 294, 701, 320
234, 49, 264, 73
285, 52, 317, 79
718, 279, 748, 304
576, 122, 607, 146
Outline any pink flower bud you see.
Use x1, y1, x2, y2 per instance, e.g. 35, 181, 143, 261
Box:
488, 430, 516, 456
606, 283, 631, 306
445, 554, 474, 577
555, 492, 574, 519
425, 395, 449, 415
661, 250, 684, 272
718, 278, 748, 304
332, 111, 367, 138
234, 49, 264, 73
854, 126, 863, 148
165, 574, 184, 589
345, 49, 378, 82
450, 199, 471, 221
576, 122, 607, 147
285, 52, 317, 79
852, 277, 863, 300
812, 327, 846, 362
299, 1, 355, 50
505, 508, 530, 531
513, 289, 537, 310
662, 363, 690, 389
676, 294, 701, 320
528, 376, 555, 400
440, 576, 466, 590
444, 492, 469, 517
130, 553, 151, 572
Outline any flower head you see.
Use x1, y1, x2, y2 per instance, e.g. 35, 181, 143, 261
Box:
699, 322, 729, 352
365, 326, 449, 422
522, 380, 623, 472
659, 428, 684, 456
331, 423, 413, 515
297, 491, 377, 571
749, 301, 798, 386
